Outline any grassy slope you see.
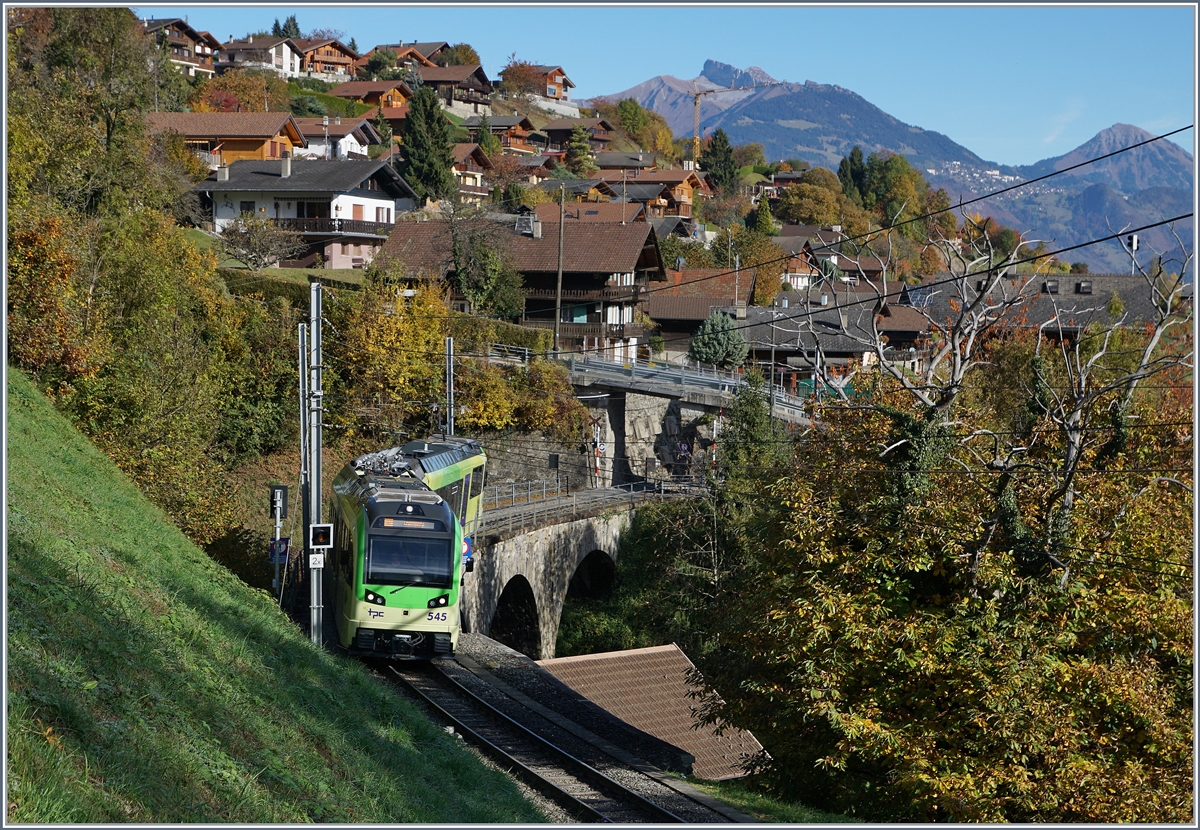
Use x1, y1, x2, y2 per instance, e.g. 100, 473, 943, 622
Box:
5, 368, 547, 824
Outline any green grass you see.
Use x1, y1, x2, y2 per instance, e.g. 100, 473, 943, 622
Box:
686, 777, 860, 823
5, 368, 549, 824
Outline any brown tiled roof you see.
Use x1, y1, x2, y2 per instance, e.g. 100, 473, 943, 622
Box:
452, 143, 492, 168
537, 645, 763, 781
415, 64, 488, 83
659, 268, 756, 303
534, 202, 645, 224
327, 80, 411, 99
647, 296, 725, 322
381, 221, 660, 277
145, 111, 306, 145
592, 169, 701, 187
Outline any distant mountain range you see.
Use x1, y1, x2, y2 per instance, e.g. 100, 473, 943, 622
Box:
590, 62, 1194, 274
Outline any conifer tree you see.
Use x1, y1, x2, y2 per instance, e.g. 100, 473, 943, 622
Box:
700, 128, 738, 196
564, 125, 597, 176
754, 194, 776, 235
475, 113, 501, 156
399, 86, 455, 202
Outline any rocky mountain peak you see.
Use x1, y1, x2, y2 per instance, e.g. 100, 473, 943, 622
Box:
700, 59, 777, 89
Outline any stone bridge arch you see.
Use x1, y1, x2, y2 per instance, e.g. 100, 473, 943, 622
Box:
462, 510, 631, 659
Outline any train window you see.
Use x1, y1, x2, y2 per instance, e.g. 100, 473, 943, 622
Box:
469, 466, 485, 498
365, 536, 451, 587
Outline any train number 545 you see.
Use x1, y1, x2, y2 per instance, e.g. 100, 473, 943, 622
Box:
427, 611, 449, 622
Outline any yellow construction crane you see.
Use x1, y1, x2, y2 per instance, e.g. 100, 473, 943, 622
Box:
691, 80, 786, 163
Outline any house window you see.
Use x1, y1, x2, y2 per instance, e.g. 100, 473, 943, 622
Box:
239, 200, 255, 215
554, 74, 563, 83
341, 243, 349, 256
1043, 280, 1059, 294
1076, 280, 1093, 294
547, 86, 556, 97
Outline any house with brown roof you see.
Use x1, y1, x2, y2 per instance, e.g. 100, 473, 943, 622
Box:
138, 18, 222, 77
414, 65, 494, 117
534, 65, 575, 100
327, 80, 412, 109
217, 35, 303, 78
145, 111, 307, 169
537, 645, 764, 781
292, 115, 381, 160
354, 44, 437, 75
292, 38, 360, 81
451, 143, 493, 204
593, 169, 704, 218
401, 41, 451, 63
539, 118, 614, 153
647, 266, 757, 361
197, 157, 417, 269
595, 151, 657, 173
534, 201, 645, 225
381, 218, 666, 359
461, 115, 537, 154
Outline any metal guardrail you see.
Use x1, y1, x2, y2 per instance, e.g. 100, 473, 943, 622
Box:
482, 477, 569, 511
483, 481, 704, 537
559, 353, 811, 425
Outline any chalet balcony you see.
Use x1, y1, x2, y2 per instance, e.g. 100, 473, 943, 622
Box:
519, 318, 606, 338
607, 323, 644, 339
523, 286, 639, 302
452, 88, 492, 105
275, 218, 394, 237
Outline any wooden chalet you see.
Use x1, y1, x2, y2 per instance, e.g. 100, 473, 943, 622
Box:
539, 118, 615, 152
327, 79, 412, 109
145, 111, 307, 168
414, 65, 494, 116
293, 38, 360, 80
451, 143, 494, 203
461, 115, 537, 154
593, 169, 704, 218
138, 18, 221, 77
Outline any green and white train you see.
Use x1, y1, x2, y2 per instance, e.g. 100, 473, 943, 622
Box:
329, 437, 486, 659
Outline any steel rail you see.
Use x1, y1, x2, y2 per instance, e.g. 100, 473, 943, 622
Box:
387, 662, 687, 824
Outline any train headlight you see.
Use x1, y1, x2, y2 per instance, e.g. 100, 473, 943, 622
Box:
427, 595, 449, 608
365, 591, 386, 606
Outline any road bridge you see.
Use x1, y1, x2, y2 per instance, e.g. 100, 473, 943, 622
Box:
461, 483, 699, 659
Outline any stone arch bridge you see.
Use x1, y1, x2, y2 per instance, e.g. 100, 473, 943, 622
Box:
461, 485, 694, 659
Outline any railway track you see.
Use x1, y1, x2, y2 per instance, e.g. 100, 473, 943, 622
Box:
387, 661, 688, 823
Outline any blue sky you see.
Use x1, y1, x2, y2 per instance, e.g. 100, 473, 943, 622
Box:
135, 3, 1196, 166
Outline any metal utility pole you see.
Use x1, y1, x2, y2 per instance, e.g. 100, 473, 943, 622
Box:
445, 336, 455, 436
297, 322, 309, 611
554, 184, 565, 355
769, 302, 777, 418
308, 282, 324, 646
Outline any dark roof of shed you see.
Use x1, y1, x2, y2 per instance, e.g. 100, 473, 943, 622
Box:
918, 272, 1169, 328
595, 151, 657, 169
461, 115, 534, 130
541, 117, 615, 132
195, 158, 415, 199
538, 645, 763, 781
609, 182, 667, 202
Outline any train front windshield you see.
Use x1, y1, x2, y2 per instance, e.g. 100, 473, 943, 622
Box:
366, 535, 453, 587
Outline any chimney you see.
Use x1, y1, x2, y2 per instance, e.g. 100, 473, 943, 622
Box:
335, 115, 341, 125
735, 300, 746, 320
247, 35, 253, 43
281, 151, 291, 178
820, 293, 829, 306
532, 219, 543, 239
216, 165, 229, 181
